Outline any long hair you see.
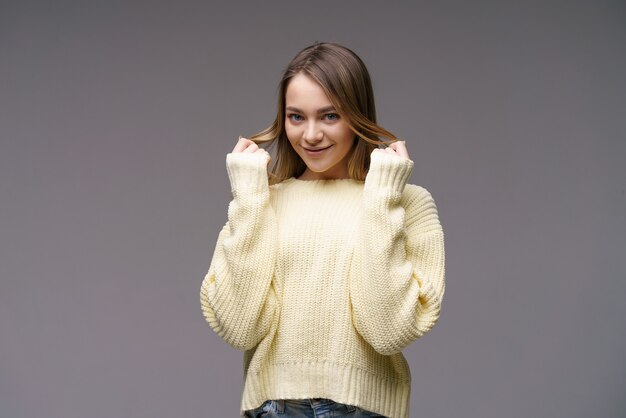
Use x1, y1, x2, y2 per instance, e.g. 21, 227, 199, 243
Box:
249, 42, 400, 185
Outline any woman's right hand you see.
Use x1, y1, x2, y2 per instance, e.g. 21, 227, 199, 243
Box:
232, 136, 271, 166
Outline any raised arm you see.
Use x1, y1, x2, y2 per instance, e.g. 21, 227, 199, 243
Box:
350, 151, 445, 355
200, 150, 279, 351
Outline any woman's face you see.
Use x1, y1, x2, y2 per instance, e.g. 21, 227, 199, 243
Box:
284, 73, 355, 180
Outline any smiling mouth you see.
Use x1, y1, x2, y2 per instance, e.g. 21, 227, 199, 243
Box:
303, 145, 332, 152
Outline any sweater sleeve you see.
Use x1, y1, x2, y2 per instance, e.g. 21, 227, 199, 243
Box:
200, 152, 279, 351
349, 151, 446, 355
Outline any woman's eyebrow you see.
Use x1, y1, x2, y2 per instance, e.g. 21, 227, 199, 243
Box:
286, 106, 337, 114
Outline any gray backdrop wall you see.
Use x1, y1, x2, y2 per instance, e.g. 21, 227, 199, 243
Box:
1, 1, 624, 417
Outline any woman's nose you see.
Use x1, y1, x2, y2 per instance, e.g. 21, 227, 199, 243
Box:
303, 121, 323, 142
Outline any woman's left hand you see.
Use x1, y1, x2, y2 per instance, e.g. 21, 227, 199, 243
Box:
372, 140, 410, 160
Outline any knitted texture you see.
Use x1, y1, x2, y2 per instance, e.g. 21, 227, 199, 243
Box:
200, 151, 445, 418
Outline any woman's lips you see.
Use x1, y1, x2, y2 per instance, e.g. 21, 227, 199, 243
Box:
303, 145, 332, 156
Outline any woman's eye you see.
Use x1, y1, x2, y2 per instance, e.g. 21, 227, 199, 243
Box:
288, 114, 303, 122
324, 113, 339, 121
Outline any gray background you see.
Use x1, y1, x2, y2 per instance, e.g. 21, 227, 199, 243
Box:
1, 0, 625, 417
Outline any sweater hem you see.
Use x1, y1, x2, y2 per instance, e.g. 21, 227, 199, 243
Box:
240, 361, 410, 418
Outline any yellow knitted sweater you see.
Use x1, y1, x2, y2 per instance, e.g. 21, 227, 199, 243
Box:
200, 151, 445, 418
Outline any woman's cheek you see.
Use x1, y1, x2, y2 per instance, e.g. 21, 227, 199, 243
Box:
284, 123, 295, 140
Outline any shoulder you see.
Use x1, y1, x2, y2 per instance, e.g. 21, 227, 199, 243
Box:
401, 183, 442, 232
401, 183, 436, 207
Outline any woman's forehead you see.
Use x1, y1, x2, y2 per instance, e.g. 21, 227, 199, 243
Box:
285, 73, 334, 111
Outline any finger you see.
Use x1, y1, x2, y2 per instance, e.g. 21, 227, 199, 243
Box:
242, 142, 259, 153
232, 136, 252, 153
390, 140, 410, 159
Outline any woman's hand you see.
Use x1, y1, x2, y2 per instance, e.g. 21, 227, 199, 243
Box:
232, 136, 271, 165
372, 140, 410, 160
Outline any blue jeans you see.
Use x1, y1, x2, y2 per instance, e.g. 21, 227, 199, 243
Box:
243, 398, 386, 418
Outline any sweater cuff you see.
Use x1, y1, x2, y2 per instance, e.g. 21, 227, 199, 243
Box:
364, 151, 414, 195
226, 152, 269, 193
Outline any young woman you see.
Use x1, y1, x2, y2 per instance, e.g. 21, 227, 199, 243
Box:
200, 42, 445, 418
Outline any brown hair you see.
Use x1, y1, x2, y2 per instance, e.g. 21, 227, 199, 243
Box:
249, 42, 400, 185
